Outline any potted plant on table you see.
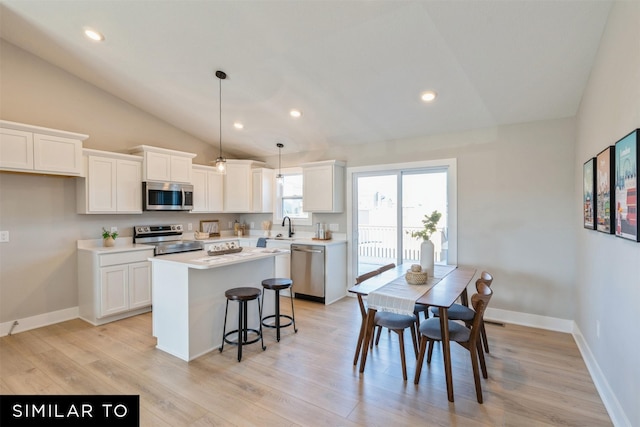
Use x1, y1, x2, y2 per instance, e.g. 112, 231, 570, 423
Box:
102, 227, 118, 247
408, 210, 441, 276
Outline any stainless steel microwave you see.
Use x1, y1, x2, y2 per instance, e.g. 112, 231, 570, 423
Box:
143, 182, 194, 211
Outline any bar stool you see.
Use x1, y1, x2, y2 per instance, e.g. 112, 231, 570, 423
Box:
220, 287, 266, 362
260, 278, 297, 342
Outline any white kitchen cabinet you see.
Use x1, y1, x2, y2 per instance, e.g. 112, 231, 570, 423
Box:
0, 120, 87, 176
223, 160, 271, 212
78, 247, 153, 325
77, 149, 143, 214
302, 160, 345, 212
130, 145, 196, 183
252, 168, 275, 213
191, 165, 223, 213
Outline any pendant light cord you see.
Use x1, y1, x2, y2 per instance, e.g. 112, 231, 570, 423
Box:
218, 74, 222, 157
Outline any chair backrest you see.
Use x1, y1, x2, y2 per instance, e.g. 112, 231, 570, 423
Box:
479, 271, 493, 286
355, 269, 380, 284
377, 263, 396, 274
470, 281, 493, 335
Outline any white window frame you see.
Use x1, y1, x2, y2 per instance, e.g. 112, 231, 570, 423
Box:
273, 167, 313, 226
346, 158, 457, 285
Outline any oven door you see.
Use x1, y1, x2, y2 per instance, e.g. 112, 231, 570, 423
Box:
143, 182, 194, 211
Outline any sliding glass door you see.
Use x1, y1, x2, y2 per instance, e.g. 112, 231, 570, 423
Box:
353, 165, 450, 275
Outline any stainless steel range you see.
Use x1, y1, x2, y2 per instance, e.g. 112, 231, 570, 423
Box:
133, 224, 202, 255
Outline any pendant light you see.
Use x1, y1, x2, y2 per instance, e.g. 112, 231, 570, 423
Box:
276, 143, 284, 184
214, 70, 227, 174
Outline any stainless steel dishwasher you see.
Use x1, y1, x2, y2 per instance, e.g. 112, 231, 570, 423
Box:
291, 244, 325, 303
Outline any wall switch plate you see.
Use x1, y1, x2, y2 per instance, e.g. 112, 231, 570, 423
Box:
250, 222, 255, 229
188, 223, 192, 231
0, 231, 9, 243
329, 223, 339, 232
228, 222, 233, 229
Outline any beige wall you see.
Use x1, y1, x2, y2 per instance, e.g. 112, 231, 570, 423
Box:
0, 41, 239, 321
575, 2, 640, 425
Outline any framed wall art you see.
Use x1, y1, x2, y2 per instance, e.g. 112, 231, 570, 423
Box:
583, 158, 596, 230
200, 219, 220, 237
596, 146, 615, 234
614, 129, 639, 241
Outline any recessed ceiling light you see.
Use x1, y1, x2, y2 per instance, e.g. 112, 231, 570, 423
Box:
84, 28, 105, 42
421, 91, 437, 102
233, 122, 244, 130
289, 109, 302, 118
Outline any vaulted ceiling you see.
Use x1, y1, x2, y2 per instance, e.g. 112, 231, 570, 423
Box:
0, 1, 612, 158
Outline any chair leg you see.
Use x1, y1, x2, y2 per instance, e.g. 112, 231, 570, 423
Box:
397, 329, 407, 381
480, 320, 489, 353
426, 338, 435, 364
469, 343, 484, 403
477, 338, 488, 378
353, 319, 366, 366
414, 335, 428, 384
374, 325, 382, 346
410, 323, 419, 359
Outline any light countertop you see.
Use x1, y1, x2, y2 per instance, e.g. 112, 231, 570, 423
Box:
147, 246, 289, 270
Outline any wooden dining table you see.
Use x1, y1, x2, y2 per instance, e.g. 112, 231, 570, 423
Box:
349, 263, 476, 402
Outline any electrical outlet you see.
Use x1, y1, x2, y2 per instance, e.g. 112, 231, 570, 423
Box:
596, 320, 600, 338
250, 222, 255, 229
0, 231, 9, 243
188, 223, 192, 231
329, 223, 339, 232
110, 227, 117, 234
228, 222, 233, 229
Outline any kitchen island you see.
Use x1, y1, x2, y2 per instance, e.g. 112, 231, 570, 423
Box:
149, 247, 288, 361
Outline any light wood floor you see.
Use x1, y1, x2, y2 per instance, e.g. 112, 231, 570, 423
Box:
0, 297, 611, 426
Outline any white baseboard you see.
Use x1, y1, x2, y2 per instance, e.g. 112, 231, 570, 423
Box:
572, 325, 630, 427
0, 306, 79, 337
484, 307, 574, 332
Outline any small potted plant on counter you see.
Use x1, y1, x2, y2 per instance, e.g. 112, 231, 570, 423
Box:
102, 227, 118, 247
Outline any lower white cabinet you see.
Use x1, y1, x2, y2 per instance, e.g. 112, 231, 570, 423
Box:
78, 247, 153, 325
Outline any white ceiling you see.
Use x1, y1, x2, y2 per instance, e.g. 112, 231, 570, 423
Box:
0, 1, 612, 159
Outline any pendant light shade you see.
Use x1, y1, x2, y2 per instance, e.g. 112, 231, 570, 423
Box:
214, 70, 227, 174
276, 143, 284, 184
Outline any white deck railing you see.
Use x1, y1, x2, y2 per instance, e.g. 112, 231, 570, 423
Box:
358, 225, 446, 264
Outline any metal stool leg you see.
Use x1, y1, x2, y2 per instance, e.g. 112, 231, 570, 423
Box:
290, 288, 298, 333
275, 289, 281, 341
258, 296, 266, 351
237, 300, 244, 362
220, 299, 229, 352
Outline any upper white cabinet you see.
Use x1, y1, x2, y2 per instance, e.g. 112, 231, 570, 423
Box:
223, 160, 273, 213
0, 120, 87, 176
252, 168, 275, 213
302, 160, 345, 212
129, 145, 196, 183
77, 149, 143, 214
191, 164, 223, 213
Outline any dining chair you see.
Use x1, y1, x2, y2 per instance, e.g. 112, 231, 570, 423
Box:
430, 270, 494, 353
352, 264, 396, 365
414, 281, 493, 403
371, 309, 419, 380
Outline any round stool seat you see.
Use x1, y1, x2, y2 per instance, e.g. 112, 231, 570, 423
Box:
225, 287, 261, 301
261, 278, 293, 291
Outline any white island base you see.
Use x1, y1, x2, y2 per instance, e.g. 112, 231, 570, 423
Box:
151, 249, 282, 361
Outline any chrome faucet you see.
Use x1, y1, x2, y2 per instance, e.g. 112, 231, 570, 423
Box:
282, 216, 294, 238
